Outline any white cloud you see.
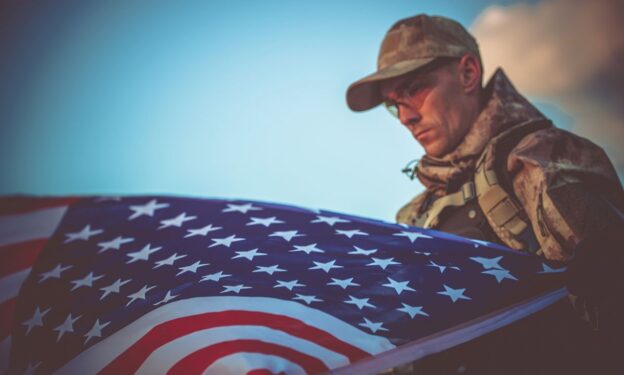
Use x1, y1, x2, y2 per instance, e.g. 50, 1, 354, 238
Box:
471, 0, 624, 170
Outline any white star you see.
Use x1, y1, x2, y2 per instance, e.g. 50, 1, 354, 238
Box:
222, 203, 262, 213
53, 314, 81, 341
293, 294, 323, 305
470, 256, 504, 270
328, 277, 360, 289
345, 295, 376, 310
100, 278, 131, 300
289, 243, 325, 254
97, 236, 134, 253
64, 225, 103, 243
126, 243, 162, 263
70, 272, 104, 291
438, 284, 471, 303
184, 224, 222, 238
310, 215, 350, 226
269, 230, 305, 241
539, 263, 567, 273
127, 285, 156, 306
221, 284, 252, 294
393, 231, 433, 243
246, 216, 285, 227
335, 229, 368, 238
22, 307, 50, 335
201, 271, 232, 282
382, 277, 415, 295
253, 265, 286, 275
398, 303, 429, 318
471, 239, 490, 248
349, 246, 377, 256
39, 264, 72, 283
155, 290, 179, 305
428, 261, 448, 274
274, 279, 305, 291
309, 260, 343, 273
208, 234, 245, 248
414, 251, 432, 256
158, 212, 197, 230
482, 269, 518, 283
359, 318, 388, 333
153, 253, 187, 268
177, 261, 209, 276
366, 257, 400, 270
84, 319, 110, 344
128, 199, 169, 220
303, 207, 322, 214
232, 248, 267, 261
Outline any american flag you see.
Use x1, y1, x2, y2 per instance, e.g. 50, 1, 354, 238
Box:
1, 196, 567, 374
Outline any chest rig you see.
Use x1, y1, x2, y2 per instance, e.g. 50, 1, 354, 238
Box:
411, 120, 551, 254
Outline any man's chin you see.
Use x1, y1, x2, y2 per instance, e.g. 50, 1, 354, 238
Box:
422, 143, 444, 158
414, 132, 444, 156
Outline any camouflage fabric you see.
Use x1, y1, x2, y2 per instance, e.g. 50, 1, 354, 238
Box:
396, 68, 624, 262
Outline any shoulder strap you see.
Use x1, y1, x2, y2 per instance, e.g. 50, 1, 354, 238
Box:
415, 182, 475, 228
474, 120, 552, 253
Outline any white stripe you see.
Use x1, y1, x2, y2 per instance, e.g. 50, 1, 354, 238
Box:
205, 353, 306, 375
0, 336, 10, 374
0, 268, 31, 304
0, 206, 67, 247
135, 325, 349, 375
55, 296, 394, 374
330, 287, 568, 374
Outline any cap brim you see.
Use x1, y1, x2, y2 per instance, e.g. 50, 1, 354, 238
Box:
346, 57, 437, 112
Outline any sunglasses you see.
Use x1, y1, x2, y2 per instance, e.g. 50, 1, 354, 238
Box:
382, 57, 459, 118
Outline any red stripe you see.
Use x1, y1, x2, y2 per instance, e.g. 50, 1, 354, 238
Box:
0, 239, 46, 278
0, 298, 17, 340
99, 310, 369, 375
0, 197, 78, 215
167, 340, 329, 375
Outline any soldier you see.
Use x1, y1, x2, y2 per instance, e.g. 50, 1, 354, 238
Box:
346, 14, 624, 374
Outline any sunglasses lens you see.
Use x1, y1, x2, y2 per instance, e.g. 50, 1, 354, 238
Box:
384, 102, 399, 118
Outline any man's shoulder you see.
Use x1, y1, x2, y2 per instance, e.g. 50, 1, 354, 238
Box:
396, 189, 430, 225
516, 125, 600, 146
506, 124, 621, 205
509, 125, 611, 168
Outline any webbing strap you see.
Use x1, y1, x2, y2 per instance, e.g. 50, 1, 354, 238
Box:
473, 120, 551, 253
475, 170, 529, 236
421, 181, 476, 228
414, 120, 549, 254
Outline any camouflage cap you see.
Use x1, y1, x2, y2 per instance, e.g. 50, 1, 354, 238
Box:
346, 14, 481, 111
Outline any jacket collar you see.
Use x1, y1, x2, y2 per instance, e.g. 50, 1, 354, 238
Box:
415, 68, 546, 191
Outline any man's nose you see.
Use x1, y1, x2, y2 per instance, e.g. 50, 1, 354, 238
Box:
398, 104, 421, 128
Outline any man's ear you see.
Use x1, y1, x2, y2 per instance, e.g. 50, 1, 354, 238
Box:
458, 54, 482, 94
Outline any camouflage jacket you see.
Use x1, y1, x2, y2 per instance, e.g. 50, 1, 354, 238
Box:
396, 68, 624, 263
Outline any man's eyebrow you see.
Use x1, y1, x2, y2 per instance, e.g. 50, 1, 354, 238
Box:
383, 72, 430, 100
393, 75, 429, 95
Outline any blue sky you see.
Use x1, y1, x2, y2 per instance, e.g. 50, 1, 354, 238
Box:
2, 0, 573, 221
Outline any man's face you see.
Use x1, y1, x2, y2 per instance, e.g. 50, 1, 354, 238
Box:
380, 60, 476, 158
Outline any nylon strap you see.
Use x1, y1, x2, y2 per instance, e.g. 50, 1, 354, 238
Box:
475, 165, 529, 236
414, 120, 550, 254
420, 181, 476, 228
474, 120, 551, 253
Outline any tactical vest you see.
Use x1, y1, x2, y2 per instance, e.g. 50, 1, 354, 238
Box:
409, 120, 552, 255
